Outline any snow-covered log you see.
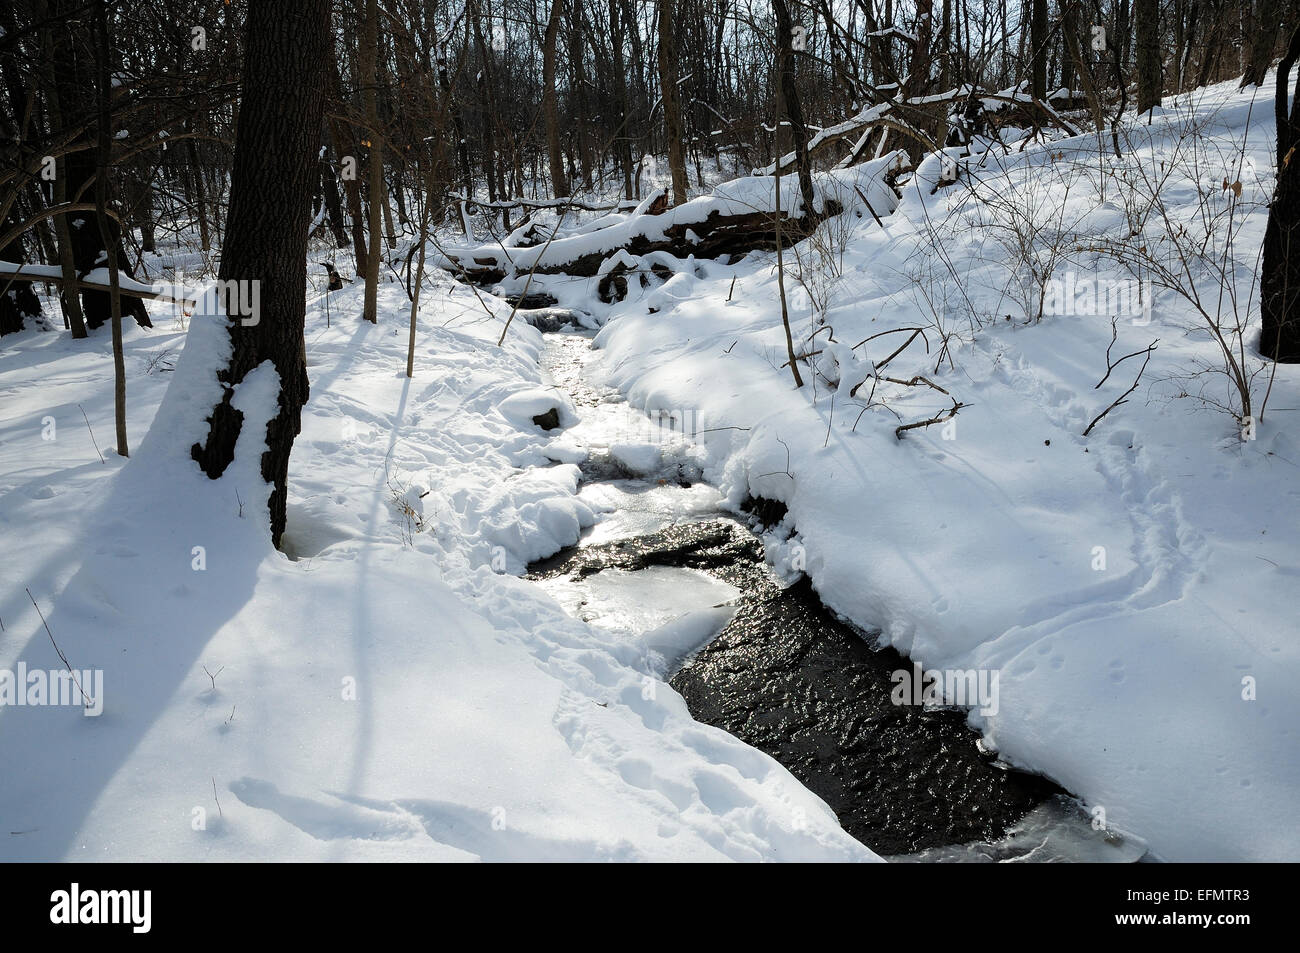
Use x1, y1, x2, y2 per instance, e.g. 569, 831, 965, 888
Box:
435, 153, 908, 283
758, 83, 1085, 177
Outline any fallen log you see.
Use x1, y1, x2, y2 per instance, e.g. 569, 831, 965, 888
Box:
450, 193, 641, 215
0, 261, 194, 308
435, 153, 908, 283
759, 83, 1085, 177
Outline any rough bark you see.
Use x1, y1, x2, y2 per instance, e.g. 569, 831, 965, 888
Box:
1242, 0, 1281, 88
1136, 0, 1163, 113
772, 0, 815, 215
360, 0, 382, 322
93, 0, 127, 455
1030, 0, 1048, 102
543, 0, 570, 197
657, 0, 690, 204
1259, 25, 1300, 362
190, 0, 331, 548
50, 0, 148, 331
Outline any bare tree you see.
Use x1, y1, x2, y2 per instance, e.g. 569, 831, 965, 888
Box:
657, 0, 689, 204
1260, 25, 1300, 363
190, 0, 331, 548
1136, 0, 1162, 113
543, 0, 570, 197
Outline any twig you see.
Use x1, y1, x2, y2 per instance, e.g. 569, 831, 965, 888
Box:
78, 404, 105, 464
1084, 345, 1156, 437
895, 400, 966, 439
25, 588, 92, 708
203, 665, 224, 692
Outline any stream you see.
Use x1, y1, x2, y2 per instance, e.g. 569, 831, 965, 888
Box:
527, 320, 1147, 862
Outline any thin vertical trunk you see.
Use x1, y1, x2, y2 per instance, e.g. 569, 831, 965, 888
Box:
1242, 0, 1281, 88
1260, 26, 1300, 362
657, 0, 689, 204
1031, 0, 1048, 101
773, 167, 803, 389
773, 0, 814, 214
1136, 0, 1163, 112
543, 0, 570, 197
361, 0, 382, 322
93, 0, 127, 456
329, 110, 369, 272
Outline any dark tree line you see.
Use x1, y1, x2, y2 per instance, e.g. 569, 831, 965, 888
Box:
6, 2, 1297, 339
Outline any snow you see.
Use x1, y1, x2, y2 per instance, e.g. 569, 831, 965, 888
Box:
437, 153, 905, 278
0, 269, 872, 862
3, 74, 1295, 864
576, 77, 1300, 862
496, 387, 578, 431
536, 564, 741, 673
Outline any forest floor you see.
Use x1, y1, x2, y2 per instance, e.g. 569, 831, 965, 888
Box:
0, 75, 1296, 862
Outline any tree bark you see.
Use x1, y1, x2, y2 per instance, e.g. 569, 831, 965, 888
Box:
1242, 0, 1281, 88
1136, 0, 1163, 112
360, 0, 382, 322
1030, 0, 1048, 101
190, 0, 331, 548
543, 0, 570, 198
93, 0, 127, 456
657, 0, 689, 204
1259, 25, 1300, 363
773, 0, 815, 215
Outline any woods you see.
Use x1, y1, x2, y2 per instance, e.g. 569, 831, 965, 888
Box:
2, 0, 1300, 877
0, 0, 1297, 544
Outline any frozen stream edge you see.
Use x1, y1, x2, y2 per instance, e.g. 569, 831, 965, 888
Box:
528, 324, 1146, 863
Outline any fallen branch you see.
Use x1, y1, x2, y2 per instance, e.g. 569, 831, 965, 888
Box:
1083, 337, 1158, 437
895, 400, 966, 439
0, 262, 194, 307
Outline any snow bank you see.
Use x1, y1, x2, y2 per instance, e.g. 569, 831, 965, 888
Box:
0, 272, 873, 861
589, 78, 1300, 861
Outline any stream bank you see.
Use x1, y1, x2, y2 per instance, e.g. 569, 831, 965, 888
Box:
527, 320, 1145, 861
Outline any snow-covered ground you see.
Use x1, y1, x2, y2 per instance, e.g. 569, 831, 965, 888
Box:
2, 75, 1296, 863
564, 79, 1300, 861
0, 276, 872, 862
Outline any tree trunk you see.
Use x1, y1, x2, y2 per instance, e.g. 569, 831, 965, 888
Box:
1136, 0, 1163, 112
610, 0, 635, 200
1242, 0, 1281, 88
329, 111, 369, 273
0, 3, 42, 335
543, 0, 570, 198
190, 0, 331, 548
1259, 26, 1300, 363
321, 149, 350, 248
361, 0, 382, 322
93, 0, 127, 456
657, 0, 689, 204
1030, 0, 1048, 101
50, 0, 148, 331
772, 0, 815, 214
